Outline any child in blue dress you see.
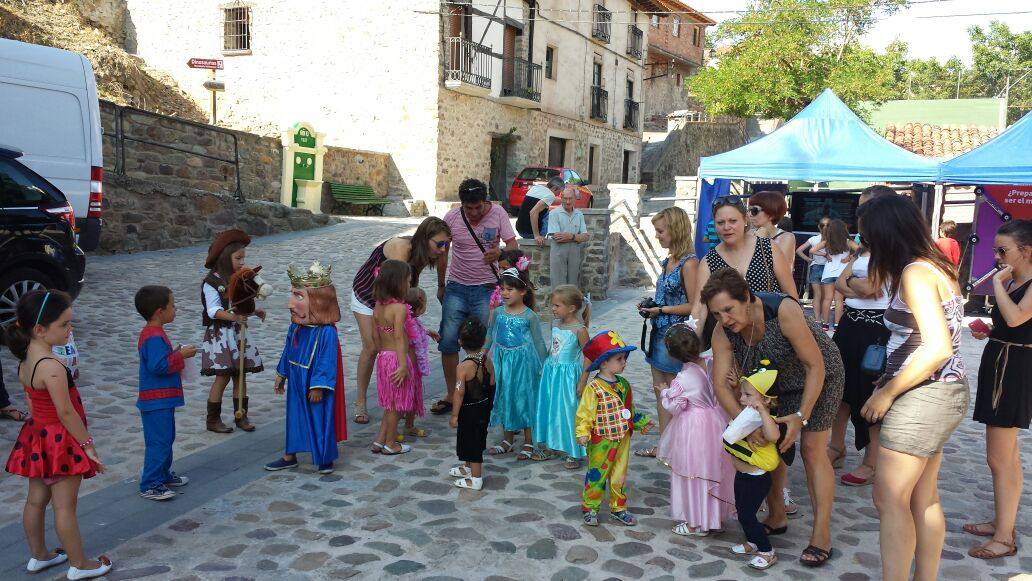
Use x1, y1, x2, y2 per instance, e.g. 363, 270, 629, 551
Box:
532, 285, 590, 469
486, 265, 546, 461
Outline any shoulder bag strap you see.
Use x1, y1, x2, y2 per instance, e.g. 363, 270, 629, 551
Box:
459, 207, 501, 283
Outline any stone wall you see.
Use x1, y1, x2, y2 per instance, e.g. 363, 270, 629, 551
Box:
644, 120, 746, 194
99, 174, 334, 254
437, 91, 643, 207
608, 185, 661, 290
101, 100, 396, 210
516, 209, 612, 312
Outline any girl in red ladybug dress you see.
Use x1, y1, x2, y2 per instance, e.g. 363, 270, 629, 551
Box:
4, 290, 112, 579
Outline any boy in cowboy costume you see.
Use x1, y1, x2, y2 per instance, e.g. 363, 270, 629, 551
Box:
575, 330, 654, 526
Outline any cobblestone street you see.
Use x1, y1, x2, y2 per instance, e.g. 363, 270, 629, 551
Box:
0, 220, 1028, 580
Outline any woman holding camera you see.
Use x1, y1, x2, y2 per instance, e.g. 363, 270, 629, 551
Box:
635, 207, 698, 457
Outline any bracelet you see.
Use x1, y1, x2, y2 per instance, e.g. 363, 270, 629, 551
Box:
78, 436, 94, 449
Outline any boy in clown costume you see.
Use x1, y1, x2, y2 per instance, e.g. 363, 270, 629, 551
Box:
575, 330, 654, 526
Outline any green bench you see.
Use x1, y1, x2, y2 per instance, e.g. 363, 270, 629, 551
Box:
328, 182, 386, 216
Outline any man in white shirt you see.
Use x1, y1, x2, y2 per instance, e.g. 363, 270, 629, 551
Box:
515, 176, 564, 240
547, 188, 589, 289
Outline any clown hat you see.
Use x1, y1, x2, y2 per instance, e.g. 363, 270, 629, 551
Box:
583, 330, 637, 372
742, 359, 778, 398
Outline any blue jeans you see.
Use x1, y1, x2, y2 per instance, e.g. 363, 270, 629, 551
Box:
140, 408, 175, 491
439, 281, 494, 354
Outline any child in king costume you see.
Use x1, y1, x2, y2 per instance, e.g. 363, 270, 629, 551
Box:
264, 262, 347, 474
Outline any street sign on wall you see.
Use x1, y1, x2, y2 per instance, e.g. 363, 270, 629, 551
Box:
187, 58, 224, 70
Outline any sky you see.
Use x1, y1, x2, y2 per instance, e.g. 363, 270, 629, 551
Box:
695, 0, 1032, 64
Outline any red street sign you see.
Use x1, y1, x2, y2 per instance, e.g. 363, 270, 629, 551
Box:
187, 58, 224, 70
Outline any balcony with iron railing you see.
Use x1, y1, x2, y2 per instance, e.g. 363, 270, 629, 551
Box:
627, 25, 643, 59
592, 5, 611, 43
443, 37, 492, 97
590, 86, 608, 122
500, 56, 542, 108
624, 99, 640, 131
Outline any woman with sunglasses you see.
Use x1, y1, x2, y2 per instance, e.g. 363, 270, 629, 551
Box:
748, 191, 795, 265
858, 195, 968, 581
350, 217, 452, 425
965, 219, 1032, 561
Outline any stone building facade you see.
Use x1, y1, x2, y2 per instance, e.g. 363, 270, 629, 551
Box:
642, 0, 713, 126
121, 0, 659, 212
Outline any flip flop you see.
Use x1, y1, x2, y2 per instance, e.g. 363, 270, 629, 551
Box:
381, 443, 411, 455
353, 402, 370, 425
0, 407, 27, 422
430, 400, 453, 415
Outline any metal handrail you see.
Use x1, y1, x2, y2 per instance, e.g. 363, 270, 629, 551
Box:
113, 104, 243, 201
627, 25, 643, 59
444, 37, 492, 89
502, 57, 542, 102
592, 5, 611, 42
590, 86, 608, 122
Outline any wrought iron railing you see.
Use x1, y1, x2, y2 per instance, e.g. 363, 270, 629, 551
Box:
627, 25, 643, 59
592, 5, 611, 42
624, 99, 640, 130
444, 37, 492, 89
502, 57, 542, 102
590, 86, 608, 122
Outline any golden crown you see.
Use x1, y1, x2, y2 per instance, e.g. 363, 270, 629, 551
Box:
287, 261, 333, 289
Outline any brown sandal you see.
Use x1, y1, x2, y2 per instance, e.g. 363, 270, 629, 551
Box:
962, 522, 995, 537
0, 407, 27, 422
968, 538, 1017, 560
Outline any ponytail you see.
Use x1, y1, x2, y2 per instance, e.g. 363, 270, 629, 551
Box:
5, 290, 72, 360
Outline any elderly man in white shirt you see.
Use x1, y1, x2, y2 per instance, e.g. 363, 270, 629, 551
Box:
546, 187, 589, 289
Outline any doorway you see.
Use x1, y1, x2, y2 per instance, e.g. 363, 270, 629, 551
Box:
490, 136, 511, 203
621, 149, 633, 183
548, 136, 567, 167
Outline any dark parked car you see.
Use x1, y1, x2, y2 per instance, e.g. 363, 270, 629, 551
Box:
0, 146, 85, 328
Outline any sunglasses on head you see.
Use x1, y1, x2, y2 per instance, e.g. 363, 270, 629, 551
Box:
712, 195, 746, 209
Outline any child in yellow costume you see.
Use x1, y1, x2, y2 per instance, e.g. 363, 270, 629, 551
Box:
575, 330, 654, 527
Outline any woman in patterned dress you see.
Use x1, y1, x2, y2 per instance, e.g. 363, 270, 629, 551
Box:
703, 268, 843, 567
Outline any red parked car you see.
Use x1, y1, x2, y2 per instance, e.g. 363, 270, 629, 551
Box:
507, 166, 593, 214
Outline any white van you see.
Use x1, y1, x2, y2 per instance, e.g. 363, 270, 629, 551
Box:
0, 39, 103, 250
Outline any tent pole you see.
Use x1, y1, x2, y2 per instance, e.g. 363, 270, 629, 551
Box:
930, 184, 945, 237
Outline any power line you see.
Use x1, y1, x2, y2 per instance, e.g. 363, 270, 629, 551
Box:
442, 0, 962, 17
916, 9, 1032, 18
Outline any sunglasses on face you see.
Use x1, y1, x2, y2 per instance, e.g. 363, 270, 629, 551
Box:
994, 246, 1014, 257
748, 206, 763, 216
435, 240, 450, 249
712, 195, 746, 209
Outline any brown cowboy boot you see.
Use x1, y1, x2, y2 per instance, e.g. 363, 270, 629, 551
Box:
206, 401, 233, 433
234, 396, 255, 432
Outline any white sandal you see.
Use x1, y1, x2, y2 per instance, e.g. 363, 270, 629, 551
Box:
449, 466, 472, 478
672, 522, 709, 537
487, 440, 513, 455
26, 549, 67, 572
730, 542, 758, 556
454, 476, 483, 490
749, 551, 778, 570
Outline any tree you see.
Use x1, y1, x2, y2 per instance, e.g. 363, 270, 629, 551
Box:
968, 22, 1032, 122
688, 0, 907, 119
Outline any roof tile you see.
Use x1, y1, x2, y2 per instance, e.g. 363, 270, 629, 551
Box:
883, 122, 999, 158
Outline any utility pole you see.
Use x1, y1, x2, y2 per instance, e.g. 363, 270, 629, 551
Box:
956, 68, 962, 99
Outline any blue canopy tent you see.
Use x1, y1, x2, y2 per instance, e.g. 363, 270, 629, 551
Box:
698, 89, 941, 182
940, 110, 1032, 185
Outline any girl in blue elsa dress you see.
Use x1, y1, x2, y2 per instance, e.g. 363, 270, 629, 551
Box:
486, 265, 546, 461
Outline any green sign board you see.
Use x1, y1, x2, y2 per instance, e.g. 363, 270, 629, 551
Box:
294, 127, 316, 148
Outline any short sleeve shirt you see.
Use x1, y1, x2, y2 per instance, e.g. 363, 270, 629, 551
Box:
445, 203, 516, 285
807, 234, 827, 265
546, 207, 587, 236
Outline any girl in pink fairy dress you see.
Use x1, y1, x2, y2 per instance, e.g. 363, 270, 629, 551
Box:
371, 260, 424, 455
657, 323, 735, 537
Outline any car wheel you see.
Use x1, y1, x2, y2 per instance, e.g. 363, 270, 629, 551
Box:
0, 268, 55, 329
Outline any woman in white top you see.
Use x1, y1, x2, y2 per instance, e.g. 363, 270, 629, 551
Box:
796, 220, 829, 324
826, 242, 890, 485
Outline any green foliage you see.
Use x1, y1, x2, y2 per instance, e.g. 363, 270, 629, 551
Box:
688, 0, 906, 119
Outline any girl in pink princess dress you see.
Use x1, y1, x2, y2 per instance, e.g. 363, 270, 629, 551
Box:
657, 323, 735, 537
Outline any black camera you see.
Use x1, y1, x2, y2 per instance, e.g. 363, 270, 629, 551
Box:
637, 297, 658, 318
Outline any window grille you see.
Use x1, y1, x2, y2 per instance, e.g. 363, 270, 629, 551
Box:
223, 6, 251, 53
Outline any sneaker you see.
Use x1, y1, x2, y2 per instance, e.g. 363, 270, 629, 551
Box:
784, 488, 799, 516
583, 511, 599, 527
317, 463, 334, 474
610, 510, 637, 526
264, 457, 299, 471
139, 486, 176, 501
164, 473, 189, 487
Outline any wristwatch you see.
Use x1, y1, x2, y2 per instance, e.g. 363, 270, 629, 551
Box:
795, 410, 809, 427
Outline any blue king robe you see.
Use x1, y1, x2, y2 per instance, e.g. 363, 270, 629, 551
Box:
276, 324, 347, 465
